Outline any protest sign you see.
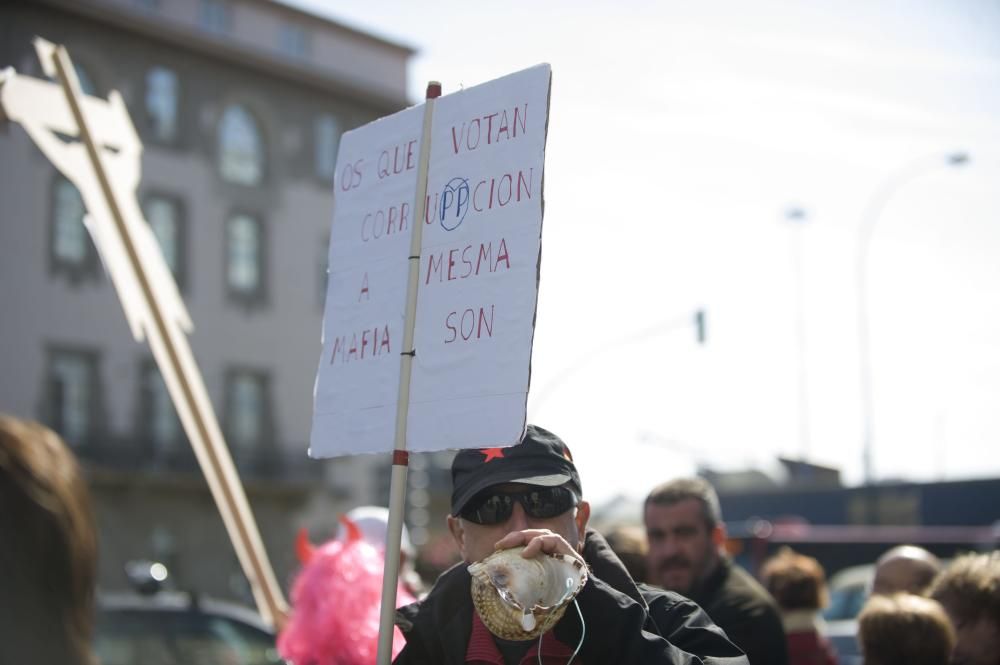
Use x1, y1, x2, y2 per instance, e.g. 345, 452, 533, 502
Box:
311, 64, 550, 457
311, 106, 424, 456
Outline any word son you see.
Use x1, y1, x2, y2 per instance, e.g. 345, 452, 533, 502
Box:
445, 305, 494, 344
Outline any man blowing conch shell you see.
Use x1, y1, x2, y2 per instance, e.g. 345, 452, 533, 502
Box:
393, 425, 749, 664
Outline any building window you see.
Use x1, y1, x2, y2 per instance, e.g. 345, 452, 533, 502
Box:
51, 175, 96, 277
226, 213, 264, 300
139, 360, 183, 454
279, 24, 310, 59
74, 64, 99, 96
46, 348, 99, 445
145, 67, 179, 142
225, 369, 271, 452
315, 114, 341, 181
199, 0, 230, 34
218, 104, 264, 186
144, 194, 185, 289
48, 63, 98, 96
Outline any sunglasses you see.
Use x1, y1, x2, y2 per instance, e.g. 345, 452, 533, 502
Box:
459, 486, 579, 525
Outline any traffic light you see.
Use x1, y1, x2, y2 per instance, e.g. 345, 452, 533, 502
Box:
695, 309, 706, 344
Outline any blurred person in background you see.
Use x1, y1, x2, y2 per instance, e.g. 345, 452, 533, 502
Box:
604, 523, 649, 583
337, 505, 425, 598
928, 551, 1000, 665
857, 593, 953, 665
0, 414, 98, 665
871, 545, 941, 596
761, 547, 838, 665
280, 513, 416, 665
644, 477, 788, 665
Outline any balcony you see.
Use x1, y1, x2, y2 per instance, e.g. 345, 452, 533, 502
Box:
72, 435, 324, 487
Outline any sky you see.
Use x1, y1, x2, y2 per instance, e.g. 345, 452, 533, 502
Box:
292, 0, 1000, 505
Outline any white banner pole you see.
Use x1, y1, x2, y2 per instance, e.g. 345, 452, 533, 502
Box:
375, 81, 442, 665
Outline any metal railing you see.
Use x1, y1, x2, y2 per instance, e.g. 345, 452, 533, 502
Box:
73, 435, 323, 484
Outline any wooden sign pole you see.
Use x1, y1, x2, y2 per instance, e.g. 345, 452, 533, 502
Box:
375, 80, 442, 665
1, 39, 287, 628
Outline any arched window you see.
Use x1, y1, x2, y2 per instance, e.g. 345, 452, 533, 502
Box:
218, 104, 263, 185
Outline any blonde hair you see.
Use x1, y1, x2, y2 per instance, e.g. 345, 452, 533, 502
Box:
928, 551, 1000, 629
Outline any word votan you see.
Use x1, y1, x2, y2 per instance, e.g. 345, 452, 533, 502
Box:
445, 305, 495, 344
450, 104, 529, 154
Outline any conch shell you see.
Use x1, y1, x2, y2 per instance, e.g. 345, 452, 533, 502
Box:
468, 546, 588, 640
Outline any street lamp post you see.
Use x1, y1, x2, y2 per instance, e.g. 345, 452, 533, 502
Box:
785, 206, 811, 461
857, 151, 969, 485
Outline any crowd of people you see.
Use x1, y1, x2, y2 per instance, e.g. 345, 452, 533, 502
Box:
389, 425, 1000, 665
3, 414, 999, 664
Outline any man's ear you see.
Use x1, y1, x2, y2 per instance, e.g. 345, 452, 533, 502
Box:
447, 514, 466, 558
575, 500, 591, 544
711, 521, 727, 550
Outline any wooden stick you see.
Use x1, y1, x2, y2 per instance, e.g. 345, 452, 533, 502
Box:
375, 80, 442, 665
50, 45, 287, 629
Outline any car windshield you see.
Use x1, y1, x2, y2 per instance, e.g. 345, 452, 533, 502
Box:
95, 608, 283, 665
823, 582, 869, 621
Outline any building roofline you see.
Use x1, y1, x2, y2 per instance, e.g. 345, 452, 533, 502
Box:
33, 0, 412, 112
264, 0, 417, 56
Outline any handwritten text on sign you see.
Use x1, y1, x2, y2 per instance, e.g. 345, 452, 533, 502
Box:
311, 64, 550, 457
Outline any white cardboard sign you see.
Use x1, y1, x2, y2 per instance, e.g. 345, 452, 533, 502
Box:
311, 64, 550, 457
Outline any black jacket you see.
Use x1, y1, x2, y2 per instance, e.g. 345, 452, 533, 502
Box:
687, 558, 789, 665
394, 530, 749, 664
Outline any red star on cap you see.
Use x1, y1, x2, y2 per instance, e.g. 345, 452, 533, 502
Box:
480, 448, 505, 462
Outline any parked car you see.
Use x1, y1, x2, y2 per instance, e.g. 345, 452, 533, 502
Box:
822, 563, 873, 665
94, 562, 285, 665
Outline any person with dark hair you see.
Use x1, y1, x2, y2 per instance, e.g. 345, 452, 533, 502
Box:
644, 477, 788, 665
760, 547, 837, 665
605, 523, 650, 584
857, 593, 954, 665
393, 425, 749, 664
928, 551, 1000, 665
0, 414, 99, 665
871, 545, 941, 596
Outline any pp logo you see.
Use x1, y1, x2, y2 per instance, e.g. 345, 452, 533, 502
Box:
439, 177, 470, 231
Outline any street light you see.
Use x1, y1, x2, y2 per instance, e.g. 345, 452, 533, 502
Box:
857, 151, 969, 485
784, 206, 810, 461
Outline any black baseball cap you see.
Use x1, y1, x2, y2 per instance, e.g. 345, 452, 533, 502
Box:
450, 425, 582, 516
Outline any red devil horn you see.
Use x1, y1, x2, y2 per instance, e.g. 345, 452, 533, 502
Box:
295, 527, 315, 564
338, 514, 362, 543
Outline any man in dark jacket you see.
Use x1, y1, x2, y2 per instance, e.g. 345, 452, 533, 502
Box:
394, 425, 749, 664
644, 478, 789, 665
